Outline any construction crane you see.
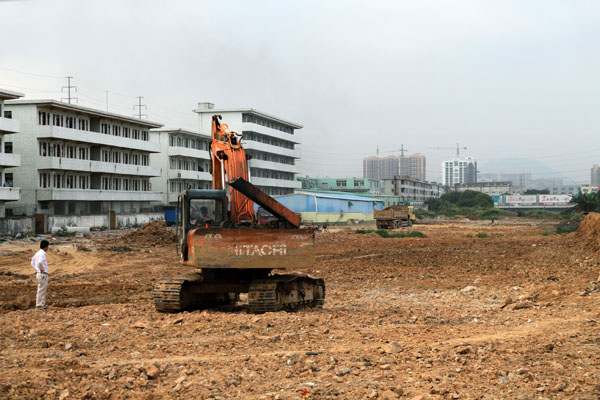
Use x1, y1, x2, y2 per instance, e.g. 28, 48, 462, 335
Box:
428, 143, 467, 158
383, 144, 408, 157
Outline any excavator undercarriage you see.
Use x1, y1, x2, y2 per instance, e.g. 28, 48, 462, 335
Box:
153, 271, 325, 313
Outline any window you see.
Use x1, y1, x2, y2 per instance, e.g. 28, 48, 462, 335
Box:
123, 179, 129, 191
53, 114, 63, 127
102, 150, 109, 162
122, 127, 130, 138
112, 125, 120, 136
354, 180, 364, 187
132, 154, 139, 165
142, 180, 148, 191
141, 154, 149, 166
132, 180, 139, 191
132, 129, 139, 139
141, 131, 148, 141
102, 177, 109, 190
39, 142, 48, 157
101, 123, 109, 134
169, 135, 175, 146
112, 178, 120, 190
170, 181, 177, 193
66, 116, 74, 129
336, 180, 347, 187
123, 153, 129, 164
78, 119, 89, 131
170, 158, 177, 169
38, 112, 50, 125
39, 173, 48, 188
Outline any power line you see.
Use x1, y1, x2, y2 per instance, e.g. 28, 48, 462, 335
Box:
61, 76, 77, 104
0, 66, 63, 79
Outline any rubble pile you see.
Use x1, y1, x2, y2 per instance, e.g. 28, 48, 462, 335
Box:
119, 220, 176, 247
575, 212, 600, 250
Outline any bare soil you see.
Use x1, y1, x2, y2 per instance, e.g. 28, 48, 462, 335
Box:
1, 218, 599, 399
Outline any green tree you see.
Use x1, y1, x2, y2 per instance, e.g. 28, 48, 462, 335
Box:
524, 189, 550, 195
440, 191, 461, 204
571, 191, 600, 214
425, 197, 442, 211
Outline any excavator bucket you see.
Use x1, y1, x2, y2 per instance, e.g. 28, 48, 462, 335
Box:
229, 177, 301, 228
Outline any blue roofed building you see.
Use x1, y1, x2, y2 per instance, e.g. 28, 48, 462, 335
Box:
274, 190, 384, 224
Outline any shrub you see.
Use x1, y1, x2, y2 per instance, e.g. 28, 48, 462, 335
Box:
476, 232, 488, 238
356, 229, 425, 238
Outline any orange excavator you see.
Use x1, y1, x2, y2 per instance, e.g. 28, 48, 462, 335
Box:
153, 115, 325, 313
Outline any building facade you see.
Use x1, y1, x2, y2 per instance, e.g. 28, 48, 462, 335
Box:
194, 103, 302, 196
592, 164, 600, 187
0, 89, 23, 217
298, 176, 380, 194
380, 176, 448, 208
363, 154, 426, 181
5, 100, 163, 217
150, 129, 212, 205
442, 157, 477, 186
454, 181, 511, 196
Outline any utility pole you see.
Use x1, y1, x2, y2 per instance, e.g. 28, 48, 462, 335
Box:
399, 144, 407, 158
133, 96, 147, 119
61, 76, 78, 104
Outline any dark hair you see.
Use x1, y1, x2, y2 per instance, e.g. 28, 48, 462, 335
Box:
40, 240, 49, 249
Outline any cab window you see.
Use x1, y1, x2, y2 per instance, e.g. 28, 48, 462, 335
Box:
189, 199, 223, 226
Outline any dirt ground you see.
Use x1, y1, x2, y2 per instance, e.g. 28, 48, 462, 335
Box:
1, 218, 599, 400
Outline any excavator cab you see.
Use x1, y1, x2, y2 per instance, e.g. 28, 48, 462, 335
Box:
177, 189, 228, 261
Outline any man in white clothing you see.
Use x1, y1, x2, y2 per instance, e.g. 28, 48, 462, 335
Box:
31, 240, 50, 309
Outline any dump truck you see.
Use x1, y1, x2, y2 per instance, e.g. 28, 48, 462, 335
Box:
152, 115, 325, 313
374, 205, 416, 229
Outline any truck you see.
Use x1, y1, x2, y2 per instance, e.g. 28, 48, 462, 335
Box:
374, 205, 416, 229
152, 115, 325, 313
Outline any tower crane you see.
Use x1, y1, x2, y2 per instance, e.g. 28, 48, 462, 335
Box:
427, 143, 467, 158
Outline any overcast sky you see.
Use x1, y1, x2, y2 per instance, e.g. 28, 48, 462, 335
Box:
1, 0, 599, 183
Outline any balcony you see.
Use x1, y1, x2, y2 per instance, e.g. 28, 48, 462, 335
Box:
167, 170, 212, 181
36, 189, 162, 202
250, 177, 302, 189
167, 146, 210, 159
0, 187, 20, 201
240, 122, 299, 144
36, 157, 160, 177
0, 117, 19, 134
0, 153, 21, 168
243, 141, 299, 159
37, 126, 160, 153
248, 159, 299, 174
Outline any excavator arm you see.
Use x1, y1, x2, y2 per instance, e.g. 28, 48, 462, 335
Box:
209, 115, 255, 224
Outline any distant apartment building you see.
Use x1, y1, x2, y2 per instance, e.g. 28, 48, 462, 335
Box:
442, 157, 477, 186
592, 164, 600, 187
5, 100, 163, 217
0, 89, 23, 217
500, 172, 531, 192
194, 103, 301, 196
363, 154, 426, 181
298, 176, 380, 194
531, 177, 563, 191
380, 176, 447, 208
150, 129, 212, 205
454, 181, 511, 196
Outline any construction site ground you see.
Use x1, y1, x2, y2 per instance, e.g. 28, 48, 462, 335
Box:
1, 218, 599, 399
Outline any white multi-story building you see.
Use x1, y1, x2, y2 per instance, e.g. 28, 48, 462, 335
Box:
0, 89, 23, 217
150, 129, 212, 204
442, 157, 477, 186
5, 100, 163, 216
194, 103, 302, 196
380, 176, 448, 208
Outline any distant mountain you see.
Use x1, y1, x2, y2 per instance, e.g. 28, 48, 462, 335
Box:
478, 158, 575, 184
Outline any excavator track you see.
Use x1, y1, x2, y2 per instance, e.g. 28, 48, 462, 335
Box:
248, 274, 325, 313
153, 276, 236, 313
153, 278, 191, 313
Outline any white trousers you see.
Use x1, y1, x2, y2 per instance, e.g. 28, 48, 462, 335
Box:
36, 273, 48, 307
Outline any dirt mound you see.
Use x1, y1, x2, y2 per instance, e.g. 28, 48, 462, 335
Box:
575, 212, 600, 250
119, 220, 176, 247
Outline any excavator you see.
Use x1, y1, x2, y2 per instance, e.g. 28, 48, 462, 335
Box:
153, 115, 325, 313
